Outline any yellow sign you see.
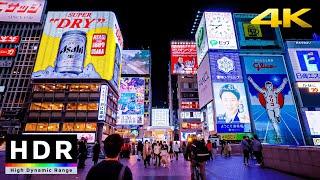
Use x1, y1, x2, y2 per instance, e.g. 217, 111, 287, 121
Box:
243, 23, 262, 38
32, 11, 123, 81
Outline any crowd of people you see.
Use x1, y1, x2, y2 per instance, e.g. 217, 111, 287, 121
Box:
240, 135, 263, 166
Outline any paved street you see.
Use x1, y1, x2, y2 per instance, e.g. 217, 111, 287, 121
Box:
0, 151, 306, 180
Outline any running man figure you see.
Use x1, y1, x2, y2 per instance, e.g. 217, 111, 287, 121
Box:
248, 76, 288, 143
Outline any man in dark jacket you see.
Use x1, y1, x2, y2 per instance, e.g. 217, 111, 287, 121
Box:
137, 141, 143, 161
252, 135, 263, 165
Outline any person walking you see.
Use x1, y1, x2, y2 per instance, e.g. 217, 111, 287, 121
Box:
206, 140, 213, 160
212, 140, 218, 158
143, 140, 152, 168
173, 141, 180, 161
252, 135, 263, 166
241, 136, 250, 166
169, 141, 174, 161
78, 138, 87, 169
182, 141, 188, 160
220, 139, 225, 156
153, 142, 161, 167
226, 141, 232, 157
92, 141, 100, 165
137, 141, 143, 161
86, 134, 133, 180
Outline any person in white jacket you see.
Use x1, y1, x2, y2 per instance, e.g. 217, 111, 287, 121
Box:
173, 142, 180, 161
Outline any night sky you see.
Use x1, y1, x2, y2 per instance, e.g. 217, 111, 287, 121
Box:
47, 0, 320, 107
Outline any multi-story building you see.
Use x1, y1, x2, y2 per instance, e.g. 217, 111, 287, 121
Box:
0, 0, 46, 136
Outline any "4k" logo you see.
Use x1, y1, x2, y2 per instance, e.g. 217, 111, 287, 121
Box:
251, 8, 312, 28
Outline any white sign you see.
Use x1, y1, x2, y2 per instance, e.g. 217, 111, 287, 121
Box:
313, 138, 320, 146
204, 12, 237, 50
195, 14, 209, 66
207, 102, 214, 131
152, 109, 169, 126
288, 47, 320, 82
197, 54, 213, 109
305, 111, 320, 135
0, 0, 45, 23
98, 85, 108, 121
180, 111, 201, 119
0, 86, 5, 92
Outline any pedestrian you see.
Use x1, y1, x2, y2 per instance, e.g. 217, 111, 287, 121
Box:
220, 139, 225, 156
212, 140, 218, 158
169, 141, 174, 161
206, 140, 213, 160
226, 141, 232, 157
137, 140, 143, 161
160, 143, 170, 167
241, 136, 250, 166
173, 141, 180, 161
153, 142, 161, 166
143, 140, 152, 168
86, 134, 133, 180
249, 137, 255, 159
182, 141, 188, 160
151, 141, 156, 162
252, 135, 263, 166
78, 138, 87, 169
92, 140, 100, 165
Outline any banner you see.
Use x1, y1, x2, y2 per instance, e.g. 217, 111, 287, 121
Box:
0, 0, 45, 23
117, 77, 145, 125
197, 54, 213, 108
122, 50, 150, 75
209, 52, 243, 82
243, 55, 304, 145
170, 43, 197, 75
213, 83, 251, 133
32, 11, 123, 81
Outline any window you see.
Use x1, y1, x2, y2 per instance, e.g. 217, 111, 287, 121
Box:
70, 84, 80, 92
63, 123, 74, 131
87, 103, 98, 110
74, 123, 86, 131
25, 123, 37, 131
36, 123, 48, 131
30, 103, 42, 110
86, 123, 97, 131
66, 103, 78, 110
47, 123, 59, 131
183, 83, 188, 89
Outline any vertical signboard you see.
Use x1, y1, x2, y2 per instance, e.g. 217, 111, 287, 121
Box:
213, 83, 251, 133
209, 52, 242, 82
207, 102, 214, 131
98, 85, 108, 121
195, 14, 209, 66
243, 55, 304, 145
287, 41, 320, 82
118, 77, 145, 125
204, 12, 237, 50
197, 54, 213, 109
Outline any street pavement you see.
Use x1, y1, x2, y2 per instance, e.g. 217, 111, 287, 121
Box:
0, 151, 306, 180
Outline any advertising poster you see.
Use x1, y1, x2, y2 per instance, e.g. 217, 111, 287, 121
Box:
287, 41, 320, 82
0, 0, 45, 23
195, 14, 209, 66
32, 11, 123, 81
209, 52, 243, 82
297, 82, 320, 107
181, 132, 196, 141
305, 111, 320, 135
152, 109, 169, 127
213, 83, 251, 133
243, 55, 304, 145
243, 23, 262, 38
122, 50, 150, 75
170, 43, 198, 75
117, 77, 145, 125
204, 12, 237, 50
197, 54, 213, 108
207, 102, 215, 132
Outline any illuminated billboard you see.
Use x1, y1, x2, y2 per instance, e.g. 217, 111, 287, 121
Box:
287, 41, 320, 82
181, 132, 196, 141
195, 14, 209, 66
122, 50, 150, 75
152, 108, 169, 127
213, 83, 251, 133
197, 54, 213, 108
207, 102, 214, 132
297, 82, 320, 107
32, 11, 123, 82
305, 111, 320, 135
209, 52, 243, 82
204, 12, 237, 50
0, 0, 45, 23
180, 111, 201, 119
170, 42, 198, 75
117, 77, 145, 125
243, 55, 304, 145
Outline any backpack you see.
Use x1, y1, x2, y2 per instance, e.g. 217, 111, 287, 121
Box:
191, 142, 210, 162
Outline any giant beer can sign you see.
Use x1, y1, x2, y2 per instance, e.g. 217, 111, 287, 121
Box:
32, 11, 123, 80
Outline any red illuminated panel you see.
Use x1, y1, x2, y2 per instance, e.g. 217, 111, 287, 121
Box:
181, 122, 202, 130
181, 101, 199, 109
0, 36, 20, 44
171, 42, 198, 75
91, 33, 107, 56
0, 48, 16, 57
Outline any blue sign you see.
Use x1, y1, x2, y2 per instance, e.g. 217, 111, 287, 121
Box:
217, 123, 245, 133
296, 51, 320, 71
209, 52, 243, 82
243, 55, 304, 145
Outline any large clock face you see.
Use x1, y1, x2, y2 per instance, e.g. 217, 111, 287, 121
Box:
208, 16, 234, 38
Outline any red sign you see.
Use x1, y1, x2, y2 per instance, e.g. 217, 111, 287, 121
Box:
91, 33, 107, 56
181, 101, 199, 109
0, 48, 16, 57
181, 122, 202, 130
171, 43, 198, 74
0, 36, 20, 44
